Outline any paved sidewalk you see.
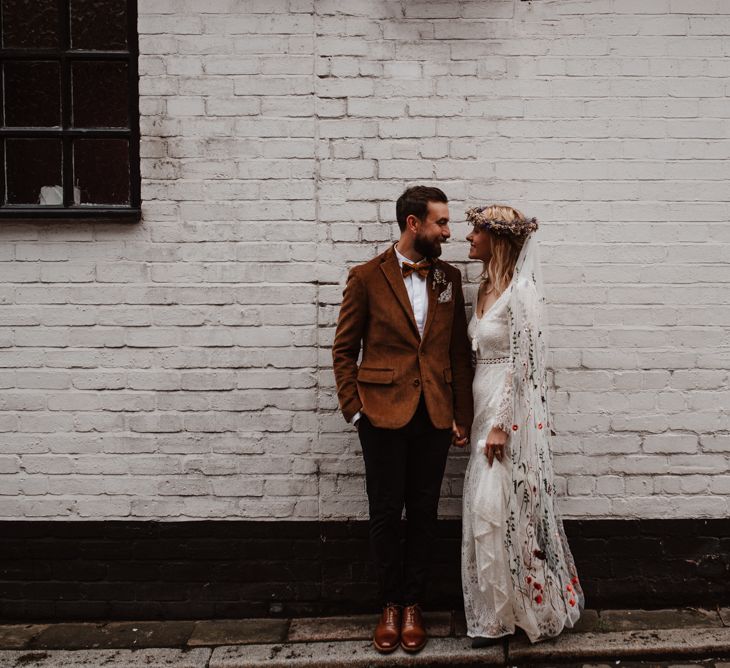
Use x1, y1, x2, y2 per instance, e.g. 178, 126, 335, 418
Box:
0, 607, 728, 667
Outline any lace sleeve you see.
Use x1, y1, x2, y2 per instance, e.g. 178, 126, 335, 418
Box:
491, 362, 514, 433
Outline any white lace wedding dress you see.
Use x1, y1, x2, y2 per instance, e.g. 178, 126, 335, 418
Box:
461, 267, 583, 643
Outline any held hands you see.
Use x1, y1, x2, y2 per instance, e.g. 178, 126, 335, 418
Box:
451, 421, 470, 448
485, 426, 508, 466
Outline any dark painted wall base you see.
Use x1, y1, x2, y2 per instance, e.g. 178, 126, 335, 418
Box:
1, 519, 728, 622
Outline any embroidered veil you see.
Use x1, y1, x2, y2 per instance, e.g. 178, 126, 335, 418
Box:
471, 232, 584, 642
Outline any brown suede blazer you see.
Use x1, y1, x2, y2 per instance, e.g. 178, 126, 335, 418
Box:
332, 244, 474, 430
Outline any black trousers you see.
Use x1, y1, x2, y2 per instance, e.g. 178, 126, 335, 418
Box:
357, 394, 452, 607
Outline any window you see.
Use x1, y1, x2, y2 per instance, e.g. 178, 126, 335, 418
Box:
0, 0, 140, 219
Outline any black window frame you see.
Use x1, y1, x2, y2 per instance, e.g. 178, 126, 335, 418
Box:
0, 0, 140, 220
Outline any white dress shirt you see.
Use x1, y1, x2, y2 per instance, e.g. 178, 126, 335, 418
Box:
352, 243, 429, 425
393, 243, 429, 338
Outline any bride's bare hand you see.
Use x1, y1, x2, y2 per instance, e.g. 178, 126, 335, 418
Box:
485, 427, 508, 466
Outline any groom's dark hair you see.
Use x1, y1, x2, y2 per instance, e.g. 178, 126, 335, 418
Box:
396, 185, 448, 232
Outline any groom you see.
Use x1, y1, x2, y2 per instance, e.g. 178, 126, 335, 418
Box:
332, 185, 473, 654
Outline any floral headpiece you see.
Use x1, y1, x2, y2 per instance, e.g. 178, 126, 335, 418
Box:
465, 206, 539, 237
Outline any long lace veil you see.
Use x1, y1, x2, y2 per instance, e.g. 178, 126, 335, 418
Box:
503, 232, 585, 639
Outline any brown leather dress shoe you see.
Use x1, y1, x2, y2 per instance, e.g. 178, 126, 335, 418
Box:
401, 603, 427, 653
373, 604, 402, 653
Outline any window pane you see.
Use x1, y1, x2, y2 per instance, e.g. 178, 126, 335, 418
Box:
73, 139, 129, 204
71, 61, 128, 128
6, 139, 63, 205
2, 0, 60, 49
70, 0, 128, 50
4, 61, 61, 127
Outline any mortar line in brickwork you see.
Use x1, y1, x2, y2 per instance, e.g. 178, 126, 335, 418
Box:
313, 0, 323, 524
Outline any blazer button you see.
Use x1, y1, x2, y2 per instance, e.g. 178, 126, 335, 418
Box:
413, 379, 420, 387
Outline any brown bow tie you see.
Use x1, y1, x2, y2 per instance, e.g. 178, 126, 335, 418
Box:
401, 261, 431, 279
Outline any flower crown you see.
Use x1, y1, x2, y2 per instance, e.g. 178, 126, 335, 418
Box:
465, 206, 539, 237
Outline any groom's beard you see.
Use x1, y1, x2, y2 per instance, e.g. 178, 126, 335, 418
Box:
414, 234, 443, 259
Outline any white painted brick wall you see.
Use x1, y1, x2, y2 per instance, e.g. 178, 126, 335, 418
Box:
1, 0, 728, 520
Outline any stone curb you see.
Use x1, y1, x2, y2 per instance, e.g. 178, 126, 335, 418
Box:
205, 629, 730, 668
2, 630, 729, 668
1, 608, 729, 667
0, 647, 212, 667
508, 627, 730, 662
209, 637, 503, 668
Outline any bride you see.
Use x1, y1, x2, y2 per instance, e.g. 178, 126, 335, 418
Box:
461, 204, 584, 646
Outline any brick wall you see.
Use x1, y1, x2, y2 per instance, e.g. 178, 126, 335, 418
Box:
3, 519, 728, 620
1, 0, 728, 521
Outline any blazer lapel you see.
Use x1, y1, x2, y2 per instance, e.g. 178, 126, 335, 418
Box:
380, 248, 420, 338
421, 265, 438, 342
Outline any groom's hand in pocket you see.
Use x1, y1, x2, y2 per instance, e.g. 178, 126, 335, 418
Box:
451, 421, 469, 448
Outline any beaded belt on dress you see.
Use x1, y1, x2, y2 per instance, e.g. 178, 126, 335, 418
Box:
474, 356, 510, 365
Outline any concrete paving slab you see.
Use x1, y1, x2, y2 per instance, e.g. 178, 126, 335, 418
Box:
599, 608, 723, 631
0, 625, 49, 650
454, 609, 599, 638
287, 614, 375, 643
29, 621, 195, 650
507, 627, 730, 662
567, 609, 601, 633
0, 648, 211, 667
453, 610, 467, 636
188, 619, 288, 647
423, 611, 453, 637
287, 611, 452, 643
209, 637, 505, 667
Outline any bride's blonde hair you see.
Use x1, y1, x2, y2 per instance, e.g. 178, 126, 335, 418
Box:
477, 205, 529, 295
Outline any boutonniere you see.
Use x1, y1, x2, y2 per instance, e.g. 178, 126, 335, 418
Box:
432, 268, 447, 291
438, 281, 453, 304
